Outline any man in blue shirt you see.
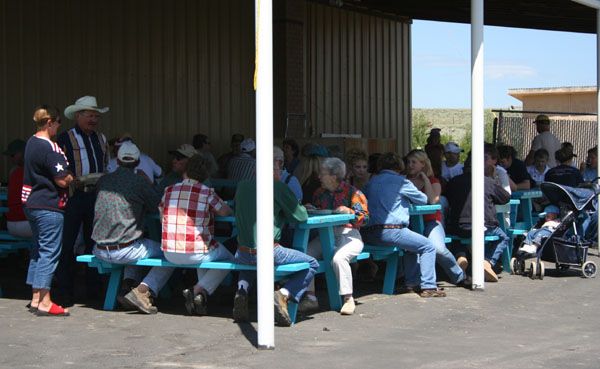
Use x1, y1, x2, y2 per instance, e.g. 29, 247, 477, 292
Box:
361, 152, 446, 297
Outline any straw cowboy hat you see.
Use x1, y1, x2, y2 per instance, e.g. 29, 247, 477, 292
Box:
64, 96, 109, 120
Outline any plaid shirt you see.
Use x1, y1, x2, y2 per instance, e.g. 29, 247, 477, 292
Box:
160, 179, 225, 254
312, 181, 368, 228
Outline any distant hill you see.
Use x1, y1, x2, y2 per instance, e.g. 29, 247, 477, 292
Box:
412, 108, 495, 142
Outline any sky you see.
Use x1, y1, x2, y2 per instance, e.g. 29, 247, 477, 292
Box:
412, 20, 597, 109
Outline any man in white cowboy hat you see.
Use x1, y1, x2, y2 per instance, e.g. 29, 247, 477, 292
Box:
55, 95, 110, 305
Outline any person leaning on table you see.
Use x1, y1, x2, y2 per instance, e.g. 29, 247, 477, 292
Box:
361, 152, 446, 297
23, 105, 74, 316
160, 154, 234, 316
232, 147, 319, 327
304, 157, 370, 314
92, 141, 174, 314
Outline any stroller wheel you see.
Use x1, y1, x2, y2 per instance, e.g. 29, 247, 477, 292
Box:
538, 261, 545, 280
529, 261, 538, 280
582, 261, 597, 278
510, 258, 519, 275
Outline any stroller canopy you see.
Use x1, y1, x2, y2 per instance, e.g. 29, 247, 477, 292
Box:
540, 182, 598, 212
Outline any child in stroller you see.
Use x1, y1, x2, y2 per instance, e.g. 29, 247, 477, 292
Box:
517, 205, 560, 255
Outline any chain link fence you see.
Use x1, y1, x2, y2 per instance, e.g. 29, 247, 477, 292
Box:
493, 110, 597, 165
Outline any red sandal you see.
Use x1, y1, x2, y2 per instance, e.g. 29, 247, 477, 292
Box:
36, 303, 70, 316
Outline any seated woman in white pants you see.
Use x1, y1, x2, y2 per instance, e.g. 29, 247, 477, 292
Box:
160, 154, 234, 315
305, 157, 369, 315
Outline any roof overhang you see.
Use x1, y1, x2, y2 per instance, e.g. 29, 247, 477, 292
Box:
311, 0, 597, 34
509, 86, 598, 98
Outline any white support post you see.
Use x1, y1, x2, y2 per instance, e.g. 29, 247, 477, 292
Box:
255, 0, 275, 350
597, 9, 600, 251
572, 0, 600, 252
471, 0, 485, 290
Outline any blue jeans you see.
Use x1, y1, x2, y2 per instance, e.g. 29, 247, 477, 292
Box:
424, 221, 465, 284
485, 227, 510, 266
25, 208, 64, 290
362, 227, 437, 290
93, 238, 174, 296
235, 245, 319, 303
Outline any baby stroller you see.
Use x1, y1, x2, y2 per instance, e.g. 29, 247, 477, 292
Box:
511, 181, 598, 279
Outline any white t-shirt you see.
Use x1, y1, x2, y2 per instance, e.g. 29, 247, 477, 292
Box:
526, 165, 549, 187
495, 165, 511, 195
107, 153, 163, 183
441, 162, 464, 182
530, 131, 561, 167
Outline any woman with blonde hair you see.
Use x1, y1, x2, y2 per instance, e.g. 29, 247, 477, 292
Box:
345, 148, 371, 191
404, 149, 467, 287
298, 154, 324, 204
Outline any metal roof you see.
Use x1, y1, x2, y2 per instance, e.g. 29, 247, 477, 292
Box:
311, 0, 597, 34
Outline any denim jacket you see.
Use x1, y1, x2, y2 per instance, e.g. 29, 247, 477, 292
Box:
363, 170, 427, 226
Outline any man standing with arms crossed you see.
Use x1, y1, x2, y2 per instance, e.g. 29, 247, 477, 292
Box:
55, 95, 110, 306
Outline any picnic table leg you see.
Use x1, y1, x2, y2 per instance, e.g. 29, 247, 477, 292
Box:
318, 227, 342, 311
288, 300, 298, 325
292, 228, 310, 253
382, 252, 399, 295
103, 266, 124, 311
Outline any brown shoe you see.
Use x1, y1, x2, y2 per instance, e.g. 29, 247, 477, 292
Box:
418, 288, 446, 298
484, 260, 499, 282
273, 290, 291, 326
124, 287, 158, 314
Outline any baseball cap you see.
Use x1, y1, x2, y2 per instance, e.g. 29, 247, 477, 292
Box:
168, 144, 197, 159
3, 139, 26, 156
117, 141, 140, 163
544, 205, 560, 215
533, 114, 550, 124
444, 142, 463, 154
429, 128, 441, 135
240, 138, 256, 153
555, 146, 575, 163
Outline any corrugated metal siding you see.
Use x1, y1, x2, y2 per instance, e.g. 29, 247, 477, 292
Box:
0, 0, 255, 178
305, 3, 411, 155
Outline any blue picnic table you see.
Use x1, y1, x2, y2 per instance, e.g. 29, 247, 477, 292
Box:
512, 189, 543, 229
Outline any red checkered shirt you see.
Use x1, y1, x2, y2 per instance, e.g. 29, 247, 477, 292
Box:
160, 179, 225, 254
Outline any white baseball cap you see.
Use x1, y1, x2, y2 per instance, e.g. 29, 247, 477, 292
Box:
118, 141, 140, 163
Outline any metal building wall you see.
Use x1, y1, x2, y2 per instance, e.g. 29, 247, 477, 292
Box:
0, 0, 255, 178
305, 3, 412, 155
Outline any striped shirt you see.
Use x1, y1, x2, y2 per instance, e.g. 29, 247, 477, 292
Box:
227, 154, 256, 181
57, 125, 108, 177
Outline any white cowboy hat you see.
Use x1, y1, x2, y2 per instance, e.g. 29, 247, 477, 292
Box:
64, 96, 109, 120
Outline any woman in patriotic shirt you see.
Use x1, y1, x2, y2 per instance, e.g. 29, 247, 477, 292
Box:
22, 105, 74, 316
160, 154, 233, 315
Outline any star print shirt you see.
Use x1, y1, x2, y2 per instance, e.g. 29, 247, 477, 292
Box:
22, 135, 71, 211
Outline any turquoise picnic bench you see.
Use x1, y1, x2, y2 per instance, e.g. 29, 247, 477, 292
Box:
76, 254, 312, 323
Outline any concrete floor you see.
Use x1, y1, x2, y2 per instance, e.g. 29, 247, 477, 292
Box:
2, 252, 600, 369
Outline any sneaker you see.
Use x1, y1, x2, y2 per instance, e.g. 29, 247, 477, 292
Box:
117, 279, 138, 311
232, 288, 249, 322
340, 297, 356, 315
193, 292, 207, 316
273, 290, 291, 326
519, 244, 537, 255
484, 260, 499, 282
298, 296, 319, 313
182, 289, 195, 315
457, 256, 469, 272
456, 275, 472, 289
124, 287, 158, 314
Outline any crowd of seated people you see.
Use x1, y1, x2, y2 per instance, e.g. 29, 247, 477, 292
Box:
4, 104, 600, 323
